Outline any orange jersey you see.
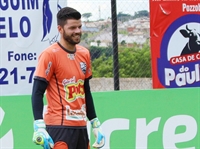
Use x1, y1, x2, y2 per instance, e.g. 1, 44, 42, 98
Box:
34, 42, 92, 127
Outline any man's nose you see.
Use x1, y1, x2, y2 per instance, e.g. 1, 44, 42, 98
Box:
75, 27, 82, 33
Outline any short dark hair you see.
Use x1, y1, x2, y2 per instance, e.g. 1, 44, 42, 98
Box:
57, 7, 81, 26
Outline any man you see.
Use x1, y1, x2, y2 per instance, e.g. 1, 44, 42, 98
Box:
31, 7, 105, 149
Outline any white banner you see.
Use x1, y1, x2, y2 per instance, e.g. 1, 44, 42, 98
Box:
0, 0, 67, 96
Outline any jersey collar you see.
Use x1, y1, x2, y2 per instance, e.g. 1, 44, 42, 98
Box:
57, 42, 76, 54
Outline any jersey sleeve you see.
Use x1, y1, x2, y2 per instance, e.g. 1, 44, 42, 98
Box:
85, 50, 92, 79
34, 51, 55, 82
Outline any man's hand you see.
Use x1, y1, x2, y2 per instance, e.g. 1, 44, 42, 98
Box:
33, 119, 54, 149
91, 118, 105, 148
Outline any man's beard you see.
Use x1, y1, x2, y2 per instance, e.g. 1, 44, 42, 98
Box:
63, 32, 81, 45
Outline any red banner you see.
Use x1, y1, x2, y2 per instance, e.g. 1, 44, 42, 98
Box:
150, 0, 200, 88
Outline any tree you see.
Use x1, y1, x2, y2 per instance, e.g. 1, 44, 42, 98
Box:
82, 13, 92, 21
92, 54, 113, 77
133, 10, 149, 18
97, 40, 101, 47
121, 40, 126, 46
91, 42, 151, 78
81, 33, 88, 40
117, 12, 131, 22
89, 46, 113, 60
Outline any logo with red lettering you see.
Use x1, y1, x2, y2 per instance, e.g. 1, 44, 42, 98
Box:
158, 14, 200, 88
62, 77, 84, 102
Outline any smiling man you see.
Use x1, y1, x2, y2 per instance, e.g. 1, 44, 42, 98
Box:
31, 7, 105, 149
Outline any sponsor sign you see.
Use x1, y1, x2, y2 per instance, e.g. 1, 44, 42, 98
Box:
0, 0, 66, 95
150, 0, 200, 88
0, 88, 199, 149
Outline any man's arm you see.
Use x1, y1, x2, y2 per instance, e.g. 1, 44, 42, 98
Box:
84, 78, 97, 120
84, 78, 105, 148
31, 78, 54, 149
31, 78, 48, 120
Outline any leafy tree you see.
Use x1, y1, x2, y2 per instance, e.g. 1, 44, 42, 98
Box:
117, 12, 131, 22
97, 40, 101, 47
116, 10, 149, 22
89, 46, 113, 60
121, 40, 126, 46
82, 13, 92, 21
81, 33, 88, 40
92, 42, 151, 78
133, 10, 149, 18
92, 54, 113, 77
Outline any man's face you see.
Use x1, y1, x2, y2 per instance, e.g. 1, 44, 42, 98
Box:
60, 19, 82, 45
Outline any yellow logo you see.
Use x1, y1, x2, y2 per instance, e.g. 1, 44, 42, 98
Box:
65, 80, 84, 102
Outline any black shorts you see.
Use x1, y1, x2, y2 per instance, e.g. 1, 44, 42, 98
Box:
46, 127, 90, 149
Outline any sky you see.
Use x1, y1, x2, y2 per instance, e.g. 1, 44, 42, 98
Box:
67, 0, 149, 21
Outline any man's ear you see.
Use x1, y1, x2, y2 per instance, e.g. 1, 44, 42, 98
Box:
57, 25, 63, 34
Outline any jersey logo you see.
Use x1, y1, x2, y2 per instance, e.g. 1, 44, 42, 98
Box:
63, 77, 85, 102
66, 105, 86, 121
67, 53, 75, 60
45, 61, 52, 76
80, 62, 87, 74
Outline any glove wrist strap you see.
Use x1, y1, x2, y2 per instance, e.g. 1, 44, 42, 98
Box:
91, 118, 101, 128
34, 119, 46, 131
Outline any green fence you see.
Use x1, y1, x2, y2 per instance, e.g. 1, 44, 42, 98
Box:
0, 87, 199, 149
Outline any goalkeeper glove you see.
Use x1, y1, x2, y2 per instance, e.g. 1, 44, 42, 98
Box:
91, 118, 105, 148
33, 119, 54, 149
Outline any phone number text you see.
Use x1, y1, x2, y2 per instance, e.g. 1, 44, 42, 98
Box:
0, 67, 35, 85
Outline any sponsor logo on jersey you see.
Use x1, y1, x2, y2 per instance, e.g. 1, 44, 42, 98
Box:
66, 105, 86, 121
45, 61, 52, 76
62, 76, 85, 102
67, 53, 76, 60
80, 62, 87, 74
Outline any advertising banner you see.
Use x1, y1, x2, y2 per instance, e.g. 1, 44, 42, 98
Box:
0, 0, 67, 96
150, 0, 200, 88
0, 88, 199, 149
